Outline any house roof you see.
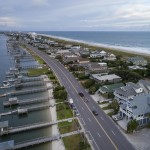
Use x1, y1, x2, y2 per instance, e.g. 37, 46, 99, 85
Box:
92, 74, 121, 81
129, 94, 150, 116
100, 83, 124, 93
115, 82, 144, 97
138, 79, 150, 93
128, 56, 146, 62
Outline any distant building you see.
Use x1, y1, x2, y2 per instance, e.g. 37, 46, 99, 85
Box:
104, 53, 116, 61
77, 57, 90, 64
127, 56, 147, 66
79, 49, 90, 57
56, 49, 70, 56
62, 53, 78, 63
100, 50, 107, 56
119, 94, 150, 126
86, 62, 108, 74
90, 74, 122, 83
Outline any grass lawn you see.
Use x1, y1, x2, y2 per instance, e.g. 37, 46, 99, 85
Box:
58, 119, 81, 134
63, 134, 91, 150
28, 68, 49, 76
56, 103, 73, 120
33, 55, 46, 64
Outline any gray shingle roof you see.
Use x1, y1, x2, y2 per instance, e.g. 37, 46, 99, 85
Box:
130, 94, 150, 116
138, 80, 150, 93
115, 82, 144, 97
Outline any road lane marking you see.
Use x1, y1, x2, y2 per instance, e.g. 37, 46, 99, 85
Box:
88, 118, 91, 122
82, 107, 84, 110
112, 130, 116, 135
79, 118, 86, 126
86, 131, 100, 150
35, 52, 118, 150
97, 133, 101, 137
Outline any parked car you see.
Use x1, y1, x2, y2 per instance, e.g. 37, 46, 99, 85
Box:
78, 92, 84, 97
74, 110, 80, 116
92, 110, 98, 116
70, 104, 77, 110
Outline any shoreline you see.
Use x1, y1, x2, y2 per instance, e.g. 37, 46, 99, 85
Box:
38, 33, 150, 57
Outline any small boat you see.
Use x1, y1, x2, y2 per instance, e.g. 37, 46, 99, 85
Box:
0, 81, 12, 89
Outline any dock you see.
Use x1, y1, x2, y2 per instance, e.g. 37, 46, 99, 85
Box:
0, 118, 74, 135
15, 81, 46, 88
3, 97, 51, 107
0, 103, 52, 117
1, 86, 52, 97
14, 130, 83, 149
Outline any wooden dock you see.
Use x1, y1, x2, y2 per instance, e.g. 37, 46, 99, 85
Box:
3, 97, 51, 107
14, 130, 83, 149
0, 118, 74, 135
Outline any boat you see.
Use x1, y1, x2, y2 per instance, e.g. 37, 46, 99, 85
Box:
0, 81, 12, 89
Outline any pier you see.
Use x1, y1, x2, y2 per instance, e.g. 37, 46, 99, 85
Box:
1, 86, 52, 97
0, 103, 52, 117
22, 76, 46, 82
15, 81, 46, 88
14, 130, 83, 149
0, 118, 74, 136
3, 97, 51, 107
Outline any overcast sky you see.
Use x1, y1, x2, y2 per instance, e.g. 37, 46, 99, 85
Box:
0, 0, 150, 31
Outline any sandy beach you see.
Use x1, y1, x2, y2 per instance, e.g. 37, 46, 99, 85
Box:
38, 33, 150, 57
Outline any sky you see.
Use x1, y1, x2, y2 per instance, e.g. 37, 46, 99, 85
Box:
0, 0, 150, 31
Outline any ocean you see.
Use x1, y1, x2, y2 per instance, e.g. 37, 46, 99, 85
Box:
37, 31, 150, 54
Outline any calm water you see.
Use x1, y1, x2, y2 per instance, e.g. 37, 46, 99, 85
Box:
37, 31, 150, 54
0, 34, 53, 150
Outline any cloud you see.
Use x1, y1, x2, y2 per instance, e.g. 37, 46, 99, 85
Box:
0, 17, 19, 27
31, 0, 48, 6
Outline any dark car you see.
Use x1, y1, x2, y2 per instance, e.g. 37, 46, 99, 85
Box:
78, 92, 84, 97
92, 110, 98, 116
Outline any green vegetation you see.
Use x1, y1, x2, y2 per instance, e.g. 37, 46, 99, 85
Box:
69, 65, 85, 72
101, 93, 114, 99
33, 55, 46, 64
89, 84, 99, 94
53, 86, 67, 100
82, 79, 95, 88
102, 100, 119, 115
56, 103, 73, 120
110, 69, 142, 82
127, 119, 138, 133
73, 72, 89, 80
28, 67, 50, 76
58, 119, 80, 134
82, 79, 100, 94
63, 134, 91, 150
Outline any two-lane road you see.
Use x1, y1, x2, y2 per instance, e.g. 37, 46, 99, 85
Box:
26, 43, 135, 150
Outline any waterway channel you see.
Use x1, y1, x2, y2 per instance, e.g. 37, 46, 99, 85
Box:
0, 34, 53, 150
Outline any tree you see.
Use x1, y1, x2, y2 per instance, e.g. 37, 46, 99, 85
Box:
83, 79, 95, 88
109, 100, 119, 114
127, 119, 138, 133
